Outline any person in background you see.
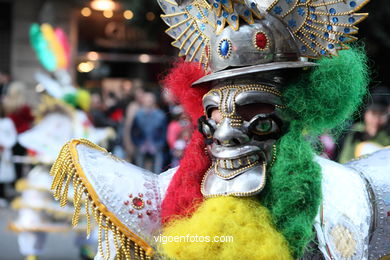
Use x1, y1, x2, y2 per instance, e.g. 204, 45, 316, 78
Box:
89, 92, 117, 129
166, 106, 191, 167
131, 92, 167, 173
338, 88, 390, 163
0, 101, 17, 207
0, 70, 11, 98
123, 87, 145, 161
2, 82, 34, 182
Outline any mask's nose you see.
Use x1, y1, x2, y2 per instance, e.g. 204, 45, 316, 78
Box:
213, 118, 250, 147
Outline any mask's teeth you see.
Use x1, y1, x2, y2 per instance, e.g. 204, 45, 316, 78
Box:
217, 153, 261, 169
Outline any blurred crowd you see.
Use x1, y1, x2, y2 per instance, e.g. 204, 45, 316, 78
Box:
1, 68, 390, 207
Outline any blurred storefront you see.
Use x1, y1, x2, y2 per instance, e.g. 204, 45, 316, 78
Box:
0, 0, 175, 93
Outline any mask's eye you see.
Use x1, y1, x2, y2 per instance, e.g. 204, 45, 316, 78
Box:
198, 116, 216, 141
249, 115, 280, 137
254, 119, 273, 133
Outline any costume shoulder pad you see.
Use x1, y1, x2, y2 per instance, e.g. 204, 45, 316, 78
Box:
50, 139, 175, 259
314, 156, 372, 259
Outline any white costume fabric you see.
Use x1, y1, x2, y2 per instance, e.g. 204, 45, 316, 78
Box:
11, 105, 113, 257
0, 117, 17, 183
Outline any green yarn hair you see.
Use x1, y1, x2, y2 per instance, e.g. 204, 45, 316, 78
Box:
262, 46, 369, 258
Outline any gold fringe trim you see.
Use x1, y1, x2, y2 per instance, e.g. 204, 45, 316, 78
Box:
50, 139, 153, 259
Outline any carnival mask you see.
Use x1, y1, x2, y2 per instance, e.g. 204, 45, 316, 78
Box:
199, 77, 285, 197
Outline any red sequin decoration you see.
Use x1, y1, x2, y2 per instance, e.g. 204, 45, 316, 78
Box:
129, 194, 133, 198
129, 209, 134, 214
147, 200, 152, 205
138, 213, 143, 218
132, 197, 144, 209
138, 193, 143, 197
255, 32, 267, 50
124, 200, 129, 206
146, 210, 152, 216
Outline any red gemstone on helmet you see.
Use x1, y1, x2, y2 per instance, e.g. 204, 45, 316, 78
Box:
146, 210, 152, 216
138, 213, 143, 218
147, 200, 152, 205
138, 193, 143, 197
124, 200, 129, 206
132, 197, 144, 208
255, 32, 267, 49
129, 194, 133, 198
129, 209, 134, 214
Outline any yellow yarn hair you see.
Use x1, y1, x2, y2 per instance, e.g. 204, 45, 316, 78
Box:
160, 197, 292, 260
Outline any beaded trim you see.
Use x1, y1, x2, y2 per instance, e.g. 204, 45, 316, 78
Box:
50, 139, 152, 259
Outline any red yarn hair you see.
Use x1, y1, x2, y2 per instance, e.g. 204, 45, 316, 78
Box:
161, 61, 211, 223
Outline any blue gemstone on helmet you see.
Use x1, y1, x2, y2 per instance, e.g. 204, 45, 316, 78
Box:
310, 6, 315, 12
274, 6, 283, 15
288, 19, 297, 28
217, 20, 222, 25
223, 11, 229, 18
200, 24, 206, 31
327, 25, 333, 30
311, 14, 317, 20
198, 36, 203, 40
332, 17, 339, 23
348, 17, 355, 23
197, 13, 202, 19
286, 0, 293, 4
329, 8, 336, 14
175, 17, 180, 22
324, 32, 329, 38
219, 40, 230, 56
298, 7, 305, 16
328, 44, 334, 49
171, 7, 176, 11
344, 27, 350, 33
305, 25, 310, 30
311, 42, 316, 48
350, 1, 356, 7
300, 0, 306, 3
339, 36, 346, 41
307, 20, 313, 24
320, 50, 326, 55
221, 0, 227, 3
186, 5, 192, 11
213, 3, 219, 8
310, 34, 316, 39
244, 10, 250, 16
184, 14, 188, 19
231, 15, 237, 21
301, 46, 307, 52
251, 2, 256, 8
